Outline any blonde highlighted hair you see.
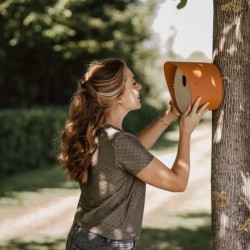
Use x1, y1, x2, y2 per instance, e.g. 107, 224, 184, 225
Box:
58, 59, 126, 182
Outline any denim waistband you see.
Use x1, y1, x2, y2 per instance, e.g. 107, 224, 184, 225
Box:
73, 223, 136, 244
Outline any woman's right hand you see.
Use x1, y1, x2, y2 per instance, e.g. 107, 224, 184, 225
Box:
179, 97, 210, 136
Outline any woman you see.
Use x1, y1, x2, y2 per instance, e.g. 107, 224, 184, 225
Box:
58, 59, 209, 250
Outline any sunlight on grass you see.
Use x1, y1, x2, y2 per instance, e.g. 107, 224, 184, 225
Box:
0, 165, 78, 216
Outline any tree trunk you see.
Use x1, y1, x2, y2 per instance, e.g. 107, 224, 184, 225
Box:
212, 0, 250, 249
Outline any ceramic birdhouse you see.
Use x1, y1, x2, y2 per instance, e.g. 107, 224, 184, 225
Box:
164, 61, 223, 113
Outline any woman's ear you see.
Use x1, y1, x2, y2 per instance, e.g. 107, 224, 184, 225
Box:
116, 96, 123, 105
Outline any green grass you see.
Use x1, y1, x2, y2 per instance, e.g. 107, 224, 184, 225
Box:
0, 165, 78, 216
0, 165, 78, 197
137, 224, 211, 250
0, 238, 66, 250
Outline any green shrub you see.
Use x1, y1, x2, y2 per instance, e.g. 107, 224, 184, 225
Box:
0, 107, 67, 176
0, 100, 171, 176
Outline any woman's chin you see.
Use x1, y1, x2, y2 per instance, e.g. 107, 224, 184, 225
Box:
136, 103, 142, 109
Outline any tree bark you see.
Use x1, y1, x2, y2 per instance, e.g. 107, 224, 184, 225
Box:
212, 0, 250, 249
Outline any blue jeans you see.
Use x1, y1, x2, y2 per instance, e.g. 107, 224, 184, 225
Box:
66, 223, 136, 250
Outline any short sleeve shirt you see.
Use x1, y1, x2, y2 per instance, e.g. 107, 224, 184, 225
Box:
74, 125, 153, 240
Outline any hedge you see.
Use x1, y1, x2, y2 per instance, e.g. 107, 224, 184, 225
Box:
0, 101, 168, 176
0, 107, 67, 176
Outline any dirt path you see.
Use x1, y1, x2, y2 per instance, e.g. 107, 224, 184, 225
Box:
0, 122, 212, 242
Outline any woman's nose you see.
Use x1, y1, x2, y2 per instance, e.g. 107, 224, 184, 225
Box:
137, 83, 142, 90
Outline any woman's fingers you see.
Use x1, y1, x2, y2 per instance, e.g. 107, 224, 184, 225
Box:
190, 97, 210, 118
182, 96, 201, 117
197, 102, 210, 117
182, 97, 210, 119
169, 99, 181, 117
191, 96, 202, 114
183, 104, 191, 117
180, 97, 210, 135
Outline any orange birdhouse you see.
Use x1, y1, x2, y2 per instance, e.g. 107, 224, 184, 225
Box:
164, 61, 223, 113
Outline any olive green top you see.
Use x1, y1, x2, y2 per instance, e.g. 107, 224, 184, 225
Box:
74, 125, 153, 240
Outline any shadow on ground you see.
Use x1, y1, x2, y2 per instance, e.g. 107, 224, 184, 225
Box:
0, 237, 66, 250
0, 165, 78, 198
137, 224, 212, 250
0, 224, 211, 250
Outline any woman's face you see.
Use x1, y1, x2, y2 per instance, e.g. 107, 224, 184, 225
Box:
118, 66, 142, 112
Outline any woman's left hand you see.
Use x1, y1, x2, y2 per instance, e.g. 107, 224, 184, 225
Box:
169, 100, 181, 117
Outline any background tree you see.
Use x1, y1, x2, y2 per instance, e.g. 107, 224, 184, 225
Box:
0, 0, 157, 108
212, 0, 250, 249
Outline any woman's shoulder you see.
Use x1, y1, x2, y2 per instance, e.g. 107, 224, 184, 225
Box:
113, 130, 141, 150
114, 130, 136, 141
99, 124, 137, 141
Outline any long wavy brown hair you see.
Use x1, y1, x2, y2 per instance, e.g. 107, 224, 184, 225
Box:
58, 59, 126, 183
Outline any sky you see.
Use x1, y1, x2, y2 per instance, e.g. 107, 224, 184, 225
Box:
152, 0, 213, 61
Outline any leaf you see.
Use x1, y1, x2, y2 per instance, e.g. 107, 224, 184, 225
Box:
177, 0, 188, 9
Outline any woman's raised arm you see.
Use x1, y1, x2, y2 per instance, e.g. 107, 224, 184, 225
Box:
136, 101, 180, 149
136, 97, 209, 192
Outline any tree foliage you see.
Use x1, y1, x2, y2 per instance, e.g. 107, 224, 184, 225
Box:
0, 0, 157, 108
176, 0, 187, 9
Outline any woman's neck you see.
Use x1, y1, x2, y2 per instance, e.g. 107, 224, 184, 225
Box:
105, 116, 123, 130
104, 106, 127, 130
